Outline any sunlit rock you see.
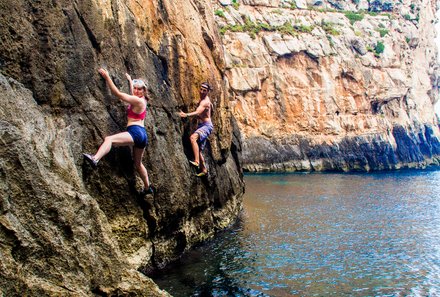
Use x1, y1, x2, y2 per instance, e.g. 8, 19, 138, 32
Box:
214, 0, 440, 172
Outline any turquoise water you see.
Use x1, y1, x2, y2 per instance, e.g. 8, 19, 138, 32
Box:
152, 170, 440, 296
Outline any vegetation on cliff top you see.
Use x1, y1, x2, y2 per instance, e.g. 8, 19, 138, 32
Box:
219, 17, 307, 37
215, 4, 397, 39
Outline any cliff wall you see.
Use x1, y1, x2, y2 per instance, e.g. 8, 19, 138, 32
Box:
0, 0, 244, 295
214, 0, 440, 171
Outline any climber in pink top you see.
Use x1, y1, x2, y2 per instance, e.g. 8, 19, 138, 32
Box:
83, 68, 153, 195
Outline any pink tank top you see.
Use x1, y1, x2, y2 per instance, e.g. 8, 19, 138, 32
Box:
127, 100, 146, 120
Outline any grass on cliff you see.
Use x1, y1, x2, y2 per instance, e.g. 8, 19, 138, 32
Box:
217, 6, 395, 39
376, 28, 389, 37
215, 9, 225, 18
321, 21, 340, 36
344, 11, 364, 25
366, 41, 385, 57
232, 0, 240, 10
219, 17, 317, 37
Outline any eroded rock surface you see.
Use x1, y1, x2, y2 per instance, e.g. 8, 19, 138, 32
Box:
0, 0, 244, 295
214, 0, 440, 171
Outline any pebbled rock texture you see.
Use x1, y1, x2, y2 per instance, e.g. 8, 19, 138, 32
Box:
0, 0, 244, 295
214, 0, 440, 171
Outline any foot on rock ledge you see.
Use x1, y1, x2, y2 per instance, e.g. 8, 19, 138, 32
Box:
83, 153, 98, 168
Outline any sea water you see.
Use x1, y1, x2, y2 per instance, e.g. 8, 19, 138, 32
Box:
152, 170, 440, 296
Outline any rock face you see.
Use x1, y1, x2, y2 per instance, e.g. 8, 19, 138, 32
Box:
0, 0, 244, 295
214, 0, 440, 171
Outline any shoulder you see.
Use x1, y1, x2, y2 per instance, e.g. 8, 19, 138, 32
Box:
201, 97, 211, 106
133, 95, 146, 103
130, 95, 146, 107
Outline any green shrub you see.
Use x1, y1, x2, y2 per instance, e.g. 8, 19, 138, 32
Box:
314, 8, 327, 13
344, 11, 364, 25
321, 21, 340, 36
290, 1, 297, 9
258, 22, 273, 31
296, 24, 314, 33
230, 24, 244, 32
377, 28, 389, 37
232, 0, 240, 10
326, 35, 335, 48
243, 17, 261, 35
215, 10, 225, 18
244, 16, 253, 26
374, 41, 385, 55
403, 14, 411, 20
219, 18, 316, 37
278, 21, 297, 36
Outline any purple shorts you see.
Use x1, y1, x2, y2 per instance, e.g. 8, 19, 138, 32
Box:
195, 121, 213, 151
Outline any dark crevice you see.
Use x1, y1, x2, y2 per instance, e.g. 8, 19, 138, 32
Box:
175, 232, 187, 255
189, 204, 208, 219
123, 58, 133, 75
91, 286, 106, 296
137, 195, 157, 236
73, 5, 101, 53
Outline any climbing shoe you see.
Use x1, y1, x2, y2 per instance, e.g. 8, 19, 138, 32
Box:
83, 153, 98, 168
189, 160, 199, 167
195, 171, 207, 177
140, 186, 154, 195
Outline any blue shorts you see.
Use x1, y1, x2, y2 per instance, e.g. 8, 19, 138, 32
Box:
195, 121, 213, 151
127, 125, 148, 148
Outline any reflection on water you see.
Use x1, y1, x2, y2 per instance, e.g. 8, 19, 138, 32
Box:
152, 170, 440, 296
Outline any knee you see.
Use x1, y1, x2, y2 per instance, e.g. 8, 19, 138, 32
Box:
104, 136, 113, 144
134, 162, 143, 171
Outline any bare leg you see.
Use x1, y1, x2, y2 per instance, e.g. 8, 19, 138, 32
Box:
133, 147, 150, 189
94, 132, 133, 161
190, 132, 200, 164
199, 152, 207, 174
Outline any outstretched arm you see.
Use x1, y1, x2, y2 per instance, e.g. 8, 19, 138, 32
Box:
99, 68, 141, 106
125, 73, 133, 95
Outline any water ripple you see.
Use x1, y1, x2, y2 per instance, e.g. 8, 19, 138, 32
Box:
153, 170, 440, 297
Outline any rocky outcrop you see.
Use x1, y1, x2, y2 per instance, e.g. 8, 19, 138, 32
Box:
0, 0, 244, 295
214, 0, 440, 171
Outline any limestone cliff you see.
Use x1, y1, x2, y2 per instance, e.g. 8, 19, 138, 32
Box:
214, 0, 440, 171
0, 0, 244, 295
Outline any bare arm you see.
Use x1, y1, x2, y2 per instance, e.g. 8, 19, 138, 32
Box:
125, 73, 133, 95
98, 68, 142, 106
179, 101, 209, 118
